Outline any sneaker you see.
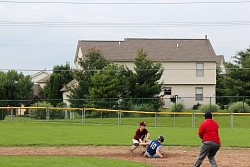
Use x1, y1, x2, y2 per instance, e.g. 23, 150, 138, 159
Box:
130, 149, 133, 155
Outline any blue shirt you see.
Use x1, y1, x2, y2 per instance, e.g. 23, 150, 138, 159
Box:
146, 140, 162, 155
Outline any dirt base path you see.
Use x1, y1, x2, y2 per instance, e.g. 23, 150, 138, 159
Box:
0, 146, 250, 167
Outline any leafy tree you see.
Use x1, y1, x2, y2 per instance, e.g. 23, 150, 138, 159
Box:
131, 49, 163, 97
44, 62, 73, 106
69, 48, 110, 107
0, 70, 33, 106
216, 67, 228, 107
224, 48, 250, 102
129, 49, 164, 111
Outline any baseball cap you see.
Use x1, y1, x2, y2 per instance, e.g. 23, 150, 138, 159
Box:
204, 111, 212, 119
140, 122, 146, 126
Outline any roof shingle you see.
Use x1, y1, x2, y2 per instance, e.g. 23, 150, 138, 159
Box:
77, 38, 217, 62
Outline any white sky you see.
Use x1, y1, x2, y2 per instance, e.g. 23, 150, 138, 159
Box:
0, 0, 250, 75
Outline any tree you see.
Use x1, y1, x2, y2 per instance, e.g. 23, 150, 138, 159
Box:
132, 49, 163, 98
0, 70, 33, 106
69, 48, 110, 107
44, 62, 73, 106
224, 48, 250, 102
129, 49, 164, 111
216, 67, 228, 107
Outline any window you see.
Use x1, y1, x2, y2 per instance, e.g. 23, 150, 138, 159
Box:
196, 63, 204, 77
163, 87, 171, 95
195, 87, 203, 101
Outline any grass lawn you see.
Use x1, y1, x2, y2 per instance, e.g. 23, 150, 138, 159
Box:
0, 156, 151, 167
0, 121, 249, 147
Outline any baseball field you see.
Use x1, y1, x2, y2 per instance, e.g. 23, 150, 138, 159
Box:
0, 119, 250, 167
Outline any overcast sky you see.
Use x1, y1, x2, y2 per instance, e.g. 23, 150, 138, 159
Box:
0, 0, 250, 75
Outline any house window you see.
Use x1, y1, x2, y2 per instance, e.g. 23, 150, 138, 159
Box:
163, 87, 171, 95
195, 87, 203, 101
196, 63, 204, 77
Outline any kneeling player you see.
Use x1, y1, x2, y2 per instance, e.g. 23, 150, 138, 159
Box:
144, 135, 164, 158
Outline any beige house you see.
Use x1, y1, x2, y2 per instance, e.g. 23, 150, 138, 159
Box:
31, 70, 51, 98
31, 70, 51, 89
73, 38, 224, 109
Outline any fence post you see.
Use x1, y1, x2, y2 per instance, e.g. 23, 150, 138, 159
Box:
46, 107, 49, 121
230, 112, 234, 128
120, 111, 122, 126
10, 106, 13, 123
84, 108, 86, 124
192, 112, 195, 128
173, 112, 176, 128
81, 108, 84, 124
117, 111, 121, 126
155, 112, 158, 127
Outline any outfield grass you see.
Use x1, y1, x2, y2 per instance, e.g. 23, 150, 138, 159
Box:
0, 121, 249, 147
0, 156, 151, 167
4, 114, 250, 128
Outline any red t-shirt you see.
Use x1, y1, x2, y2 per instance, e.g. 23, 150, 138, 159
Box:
198, 118, 221, 145
133, 128, 148, 141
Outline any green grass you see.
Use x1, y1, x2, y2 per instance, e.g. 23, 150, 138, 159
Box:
0, 121, 250, 147
4, 114, 250, 128
0, 156, 151, 167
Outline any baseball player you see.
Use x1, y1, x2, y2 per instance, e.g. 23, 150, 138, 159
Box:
144, 135, 164, 158
130, 121, 150, 154
193, 111, 221, 167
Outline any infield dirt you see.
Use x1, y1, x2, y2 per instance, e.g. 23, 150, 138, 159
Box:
0, 146, 249, 167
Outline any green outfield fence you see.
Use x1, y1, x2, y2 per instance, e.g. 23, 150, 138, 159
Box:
1, 96, 250, 128
1, 106, 250, 128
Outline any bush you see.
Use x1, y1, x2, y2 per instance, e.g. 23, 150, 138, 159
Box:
198, 104, 220, 113
228, 101, 250, 113
169, 103, 184, 112
131, 103, 155, 112
29, 102, 53, 119
0, 110, 8, 121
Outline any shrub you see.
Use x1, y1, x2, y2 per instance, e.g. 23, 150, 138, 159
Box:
228, 101, 250, 113
0, 110, 7, 121
198, 104, 220, 113
29, 102, 53, 119
131, 103, 155, 112
169, 103, 184, 112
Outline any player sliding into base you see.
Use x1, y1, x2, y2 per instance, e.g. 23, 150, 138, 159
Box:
144, 135, 164, 158
130, 121, 150, 154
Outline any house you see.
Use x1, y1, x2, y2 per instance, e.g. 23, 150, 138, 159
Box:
31, 71, 51, 97
31, 70, 51, 88
60, 79, 78, 107
73, 37, 224, 109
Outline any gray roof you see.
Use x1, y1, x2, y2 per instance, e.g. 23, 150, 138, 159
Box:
76, 38, 218, 62
37, 75, 50, 83
216, 55, 225, 68
60, 79, 78, 92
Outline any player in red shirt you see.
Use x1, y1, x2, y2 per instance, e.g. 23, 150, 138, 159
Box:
193, 111, 221, 167
130, 121, 150, 154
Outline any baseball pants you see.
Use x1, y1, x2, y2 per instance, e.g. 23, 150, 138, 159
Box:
193, 141, 220, 167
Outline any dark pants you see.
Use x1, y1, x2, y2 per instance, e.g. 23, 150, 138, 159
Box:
193, 141, 220, 167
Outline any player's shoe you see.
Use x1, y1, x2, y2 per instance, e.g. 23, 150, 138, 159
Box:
130, 149, 133, 155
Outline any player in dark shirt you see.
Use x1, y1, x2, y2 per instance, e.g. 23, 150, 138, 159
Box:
130, 121, 150, 154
